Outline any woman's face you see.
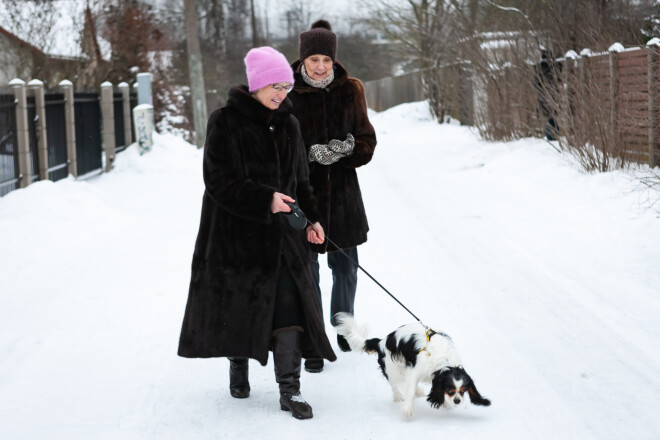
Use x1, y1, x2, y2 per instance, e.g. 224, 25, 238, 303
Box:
253, 82, 293, 110
303, 54, 333, 81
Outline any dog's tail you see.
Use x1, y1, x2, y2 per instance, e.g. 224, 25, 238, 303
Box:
334, 312, 381, 354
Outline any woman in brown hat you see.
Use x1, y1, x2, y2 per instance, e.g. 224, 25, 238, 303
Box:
288, 20, 377, 373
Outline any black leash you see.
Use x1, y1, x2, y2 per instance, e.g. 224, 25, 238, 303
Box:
320, 226, 427, 327
284, 202, 428, 328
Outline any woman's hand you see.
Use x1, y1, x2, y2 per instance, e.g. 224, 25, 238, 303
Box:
306, 222, 325, 244
271, 192, 295, 214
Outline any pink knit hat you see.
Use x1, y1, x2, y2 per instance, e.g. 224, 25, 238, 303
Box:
244, 46, 294, 92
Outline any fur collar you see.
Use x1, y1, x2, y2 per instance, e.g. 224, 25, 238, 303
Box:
226, 85, 292, 126
291, 60, 349, 93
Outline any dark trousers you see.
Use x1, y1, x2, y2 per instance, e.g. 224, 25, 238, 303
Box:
272, 264, 303, 330
311, 247, 358, 326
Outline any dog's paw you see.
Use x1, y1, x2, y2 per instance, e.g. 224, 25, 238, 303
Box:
401, 403, 415, 417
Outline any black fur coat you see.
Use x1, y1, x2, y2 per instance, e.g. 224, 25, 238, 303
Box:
178, 85, 337, 365
289, 61, 377, 252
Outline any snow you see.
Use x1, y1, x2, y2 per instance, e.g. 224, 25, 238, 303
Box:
608, 42, 625, 53
1, 101, 660, 439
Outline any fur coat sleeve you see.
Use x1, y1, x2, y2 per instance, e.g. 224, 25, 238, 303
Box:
202, 111, 278, 224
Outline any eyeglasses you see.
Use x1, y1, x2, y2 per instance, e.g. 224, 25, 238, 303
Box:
271, 83, 293, 93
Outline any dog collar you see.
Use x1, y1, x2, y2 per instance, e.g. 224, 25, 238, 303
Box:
418, 328, 436, 356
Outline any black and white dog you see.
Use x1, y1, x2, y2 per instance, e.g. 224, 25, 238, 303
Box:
334, 312, 491, 417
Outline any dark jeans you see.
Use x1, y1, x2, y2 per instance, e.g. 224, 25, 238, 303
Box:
272, 264, 303, 330
311, 247, 358, 326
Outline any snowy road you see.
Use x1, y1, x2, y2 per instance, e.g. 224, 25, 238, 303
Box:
1, 102, 659, 439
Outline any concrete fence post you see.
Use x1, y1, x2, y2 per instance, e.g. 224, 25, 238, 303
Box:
136, 72, 152, 105
136, 73, 155, 145
28, 79, 49, 181
648, 41, 660, 167
118, 82, 132, 145
9, 78, 31, 188
100, 82, 116, 172
133, 104, 154, 155
59, 80, 77, 178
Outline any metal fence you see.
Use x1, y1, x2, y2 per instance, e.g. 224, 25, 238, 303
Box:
45, 93, 68, 181
113, 92, 127, 152
0, 91, 18, 197
26, 94, 40, 183
74, 92, 103, 178
130, 92, 137, 142
1, 80, 140, 197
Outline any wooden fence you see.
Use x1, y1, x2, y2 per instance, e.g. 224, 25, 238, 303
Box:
480, 43, 660, 167
364, 71, 424, 112
557, 46, 659, 165
364, 43, 660, 167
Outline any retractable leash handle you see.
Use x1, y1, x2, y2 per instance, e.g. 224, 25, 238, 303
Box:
282, 202, 428, 328
283, 202, 307, 230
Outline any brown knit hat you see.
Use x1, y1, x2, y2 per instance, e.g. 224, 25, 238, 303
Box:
298, 20, 337, 62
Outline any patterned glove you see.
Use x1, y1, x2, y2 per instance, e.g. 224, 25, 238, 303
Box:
308, 134, 355, 165
328, 133, 355, 155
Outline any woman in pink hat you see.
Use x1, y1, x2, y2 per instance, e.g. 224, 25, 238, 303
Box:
178, 46, 336, 420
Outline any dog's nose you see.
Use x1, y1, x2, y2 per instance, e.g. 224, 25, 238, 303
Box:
453, 398, 461, 404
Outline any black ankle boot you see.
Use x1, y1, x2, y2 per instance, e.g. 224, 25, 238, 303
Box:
304, 358, 324, 373
229, 357, 250, 398
273, 330, 313, 419
280, 392, 313, 420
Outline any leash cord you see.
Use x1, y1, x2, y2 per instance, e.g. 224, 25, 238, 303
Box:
307, 219, 426, 328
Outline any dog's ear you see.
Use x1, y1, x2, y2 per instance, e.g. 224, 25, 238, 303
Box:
427, 370, 448, 409
463, 372, 491, 406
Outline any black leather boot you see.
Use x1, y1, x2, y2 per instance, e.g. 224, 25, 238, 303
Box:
273, 330, 313, 419
229, 357, 250, 398
304, 358, 324, 373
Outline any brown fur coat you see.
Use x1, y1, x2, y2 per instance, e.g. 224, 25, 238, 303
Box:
289, 61, 377, 252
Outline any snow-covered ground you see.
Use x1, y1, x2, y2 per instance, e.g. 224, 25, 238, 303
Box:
1, 102, 659, 439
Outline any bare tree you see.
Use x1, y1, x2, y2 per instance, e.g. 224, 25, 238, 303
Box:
0, 0, 78, 84
281, 0, 320, 39
199, 0, 227, 60
0, 0, 59, 54
360, 0, 463, 121
100, 0, 164, 83
184, 0, 208, 148
226, 0, 249, 44
473, 0, 657, 57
